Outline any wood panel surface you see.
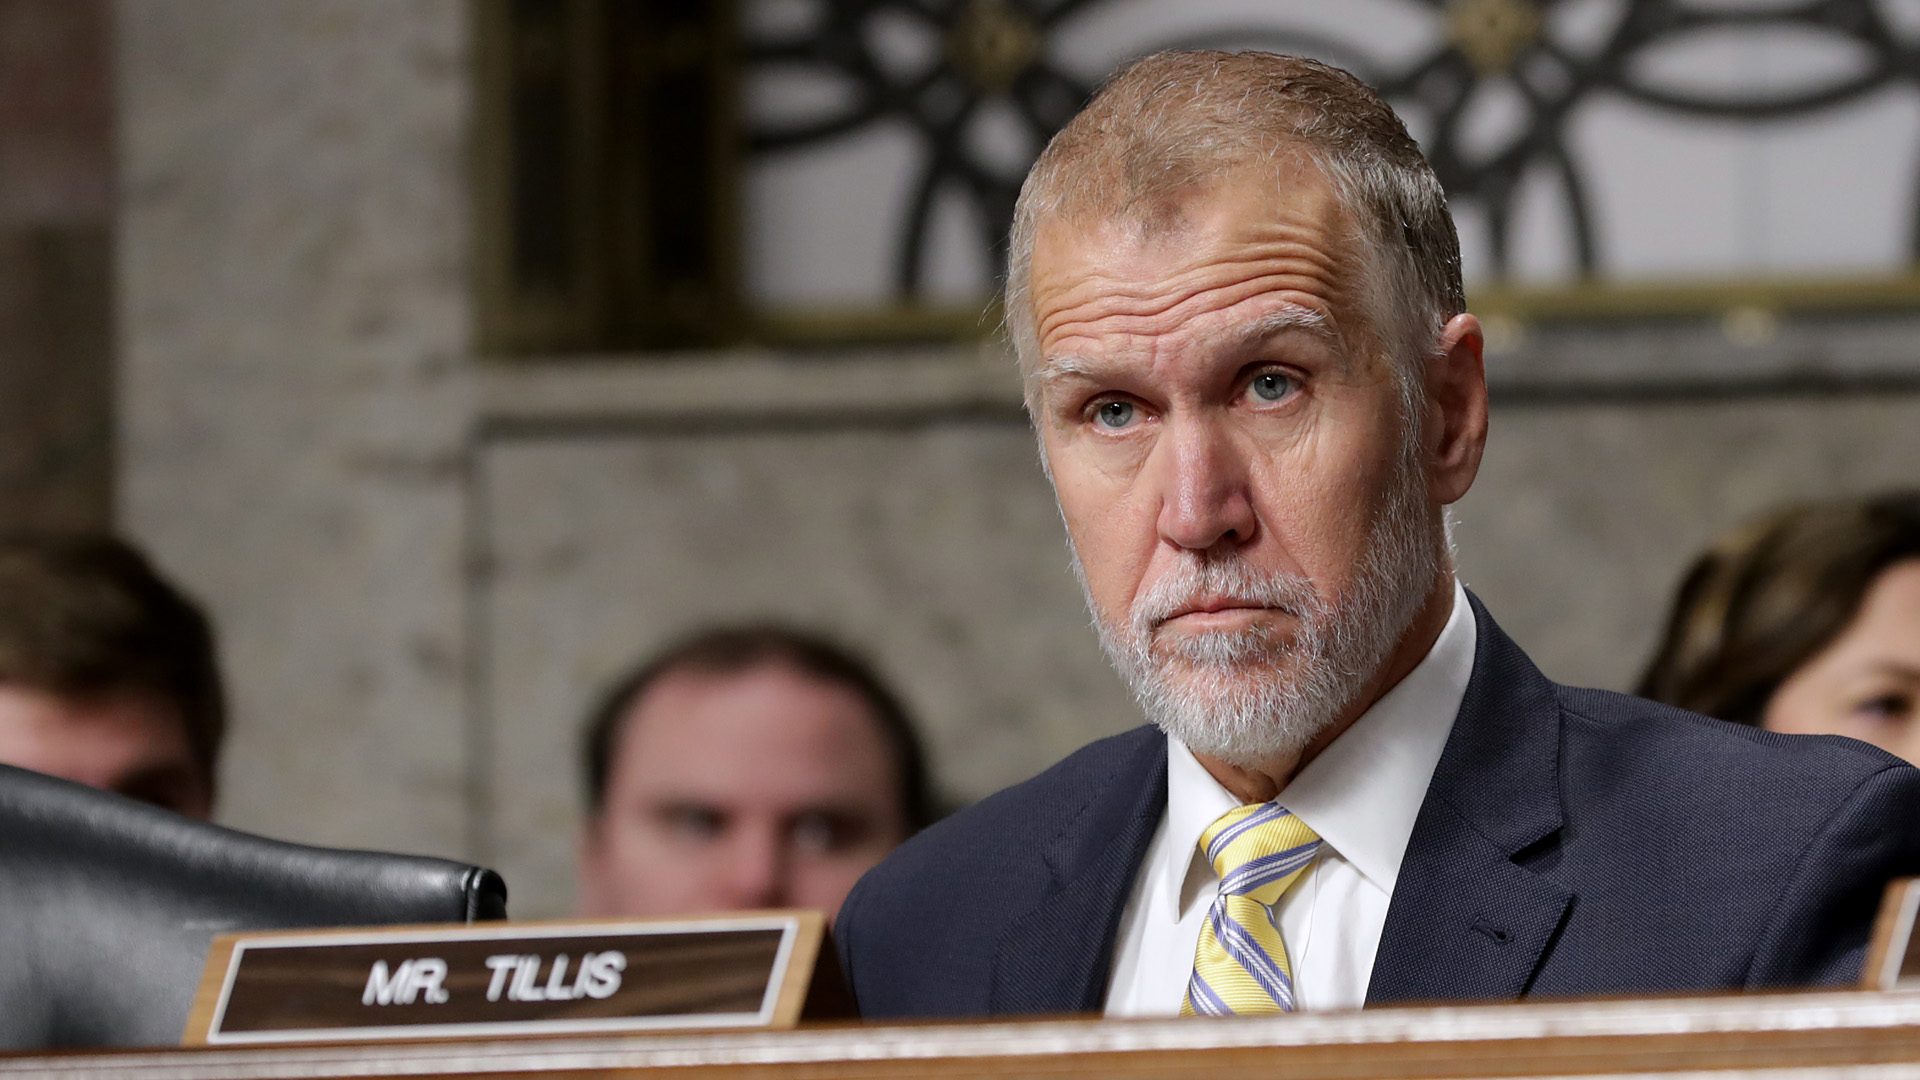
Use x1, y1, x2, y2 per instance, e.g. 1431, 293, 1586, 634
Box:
17, 987, 1920, 1080
1864, 877, 1920, 990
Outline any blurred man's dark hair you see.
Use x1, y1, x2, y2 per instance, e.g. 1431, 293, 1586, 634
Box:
582, 624, 932, 831
0, 536, 225, 813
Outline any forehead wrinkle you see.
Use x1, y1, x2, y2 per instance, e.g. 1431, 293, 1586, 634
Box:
1033, 235, 1350, 346
1037, 224, 1344, 307
1035, 301, 1336, 396
1037, 272, 1346, 362
1028, 176, 1369, 383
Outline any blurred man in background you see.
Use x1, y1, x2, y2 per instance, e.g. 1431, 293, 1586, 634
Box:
0, 536, 225, 818
577, 625, 932, 920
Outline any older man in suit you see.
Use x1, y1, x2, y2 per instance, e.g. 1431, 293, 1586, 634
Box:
835, 50, 1920, 1019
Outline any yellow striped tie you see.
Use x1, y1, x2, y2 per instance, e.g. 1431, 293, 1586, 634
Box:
1182, 801, 1322, 1016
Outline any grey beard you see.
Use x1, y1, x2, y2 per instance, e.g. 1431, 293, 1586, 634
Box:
1076, 448, 1443, 769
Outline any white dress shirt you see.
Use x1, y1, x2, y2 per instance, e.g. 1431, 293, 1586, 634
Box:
1103, 580, 1477, 1016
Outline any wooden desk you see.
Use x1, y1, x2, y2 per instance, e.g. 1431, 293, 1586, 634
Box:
10, 988, 1920, 1079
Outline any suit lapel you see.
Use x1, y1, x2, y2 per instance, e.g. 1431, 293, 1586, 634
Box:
990, 729, 1167, 1015
1368, 593, 1574, 1005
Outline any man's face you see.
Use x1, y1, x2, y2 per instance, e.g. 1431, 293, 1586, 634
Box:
1028, 159, 1449, 765
577, 663, 910, 921
0, 684, 212, 817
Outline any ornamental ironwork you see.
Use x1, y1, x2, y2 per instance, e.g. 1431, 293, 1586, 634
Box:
746, 0, 1920, 298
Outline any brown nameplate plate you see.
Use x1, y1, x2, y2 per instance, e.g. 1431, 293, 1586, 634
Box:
1865, 878, 1920, 990
183, 912, 849, 1045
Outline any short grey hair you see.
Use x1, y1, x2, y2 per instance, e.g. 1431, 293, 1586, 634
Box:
1005, 51, 1465, 419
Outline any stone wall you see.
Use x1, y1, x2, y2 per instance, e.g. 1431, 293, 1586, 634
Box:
116, 1, 1920, 918
116, 0, 476, 859
471, 356, 1920, 916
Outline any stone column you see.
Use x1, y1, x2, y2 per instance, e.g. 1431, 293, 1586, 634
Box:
115, 0, 478, 858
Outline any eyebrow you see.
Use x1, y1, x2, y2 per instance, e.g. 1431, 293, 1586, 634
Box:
1034, 352, 1106, 389
1233, 303, 1331, 344
1864, 660, 1920, 682
1034, 302, 1333, 392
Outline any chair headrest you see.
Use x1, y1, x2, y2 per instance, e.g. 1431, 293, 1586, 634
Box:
0, 763, 508, 1049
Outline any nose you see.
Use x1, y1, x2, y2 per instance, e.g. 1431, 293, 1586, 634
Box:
1154, 415, 1257, 553
720, 820, 790, 910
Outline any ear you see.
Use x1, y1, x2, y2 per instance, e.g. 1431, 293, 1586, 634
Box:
1423, 313, 1489, 506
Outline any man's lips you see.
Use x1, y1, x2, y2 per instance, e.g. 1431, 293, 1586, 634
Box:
1157, 599, 1279, 626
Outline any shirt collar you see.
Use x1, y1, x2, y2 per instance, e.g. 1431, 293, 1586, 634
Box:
1163, 580, 1477, 914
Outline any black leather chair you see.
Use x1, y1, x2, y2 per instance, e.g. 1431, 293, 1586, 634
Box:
0, 764, 508, 1049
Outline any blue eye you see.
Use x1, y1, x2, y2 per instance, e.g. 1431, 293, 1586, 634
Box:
1095, 400, 1136, 428
1248, 372, 1293, 402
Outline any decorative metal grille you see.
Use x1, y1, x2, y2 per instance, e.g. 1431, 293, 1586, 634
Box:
747, 0, 1920, 299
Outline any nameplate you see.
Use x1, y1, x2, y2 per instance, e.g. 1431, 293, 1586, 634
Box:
1865, 878, 1920, 990
182, 912, 848, 1045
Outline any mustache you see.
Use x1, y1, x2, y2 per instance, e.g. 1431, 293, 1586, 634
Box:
1130, 555, 1321, 634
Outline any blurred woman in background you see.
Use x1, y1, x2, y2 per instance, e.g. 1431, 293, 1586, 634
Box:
1639, 492, 1920, 760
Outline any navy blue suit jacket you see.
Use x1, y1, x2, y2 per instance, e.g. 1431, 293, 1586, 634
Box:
837, 594, 1920, 1018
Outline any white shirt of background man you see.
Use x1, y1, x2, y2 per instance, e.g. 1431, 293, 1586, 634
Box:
1104, 580, 1478, 1016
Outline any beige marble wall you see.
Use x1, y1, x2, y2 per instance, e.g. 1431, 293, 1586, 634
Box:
114, 0, 1920, 921
476, 375, 1920, 916
115, 0, 477, 858
479, 415, 1132, 916
1458, 395, 1920, 690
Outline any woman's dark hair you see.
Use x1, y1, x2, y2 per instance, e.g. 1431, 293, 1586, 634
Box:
1637, 492, 1920, 726
580, 624, 934, 832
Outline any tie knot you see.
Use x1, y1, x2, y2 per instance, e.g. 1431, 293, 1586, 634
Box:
1198, 801, 1322, 905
